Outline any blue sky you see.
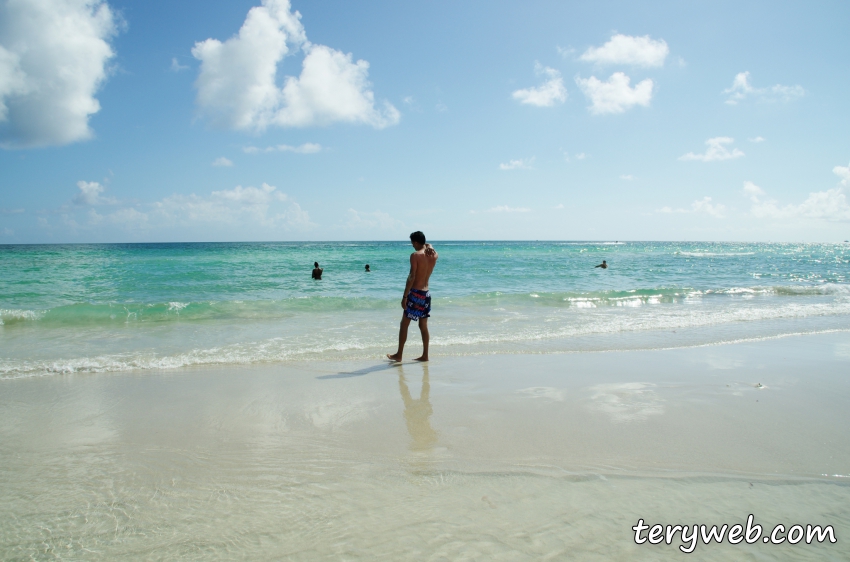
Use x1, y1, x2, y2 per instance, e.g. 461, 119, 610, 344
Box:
1, 0, 848, 243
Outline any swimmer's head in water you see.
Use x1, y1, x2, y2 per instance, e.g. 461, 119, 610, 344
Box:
365, 264, 370, 271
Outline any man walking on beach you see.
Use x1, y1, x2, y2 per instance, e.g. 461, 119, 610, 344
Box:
387, 231, 438, 362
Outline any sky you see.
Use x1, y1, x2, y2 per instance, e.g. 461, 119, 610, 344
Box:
1, 0, 849, 243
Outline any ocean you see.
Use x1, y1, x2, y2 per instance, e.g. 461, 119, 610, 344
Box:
1, 241, 849, 377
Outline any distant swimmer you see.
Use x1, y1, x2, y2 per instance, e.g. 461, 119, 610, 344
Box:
365, 264, 371, 272
387, 231, 438, 363
312, 261, 323, 280
595, 260, 608, 269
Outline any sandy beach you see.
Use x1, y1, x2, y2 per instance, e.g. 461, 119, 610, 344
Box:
2, 331, 849, 559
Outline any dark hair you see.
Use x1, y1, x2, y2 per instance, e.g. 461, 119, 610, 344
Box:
409, 231, 426, 244
314, 262, 319, 268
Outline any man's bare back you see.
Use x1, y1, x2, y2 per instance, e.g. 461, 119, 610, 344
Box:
409, 244, 437, 291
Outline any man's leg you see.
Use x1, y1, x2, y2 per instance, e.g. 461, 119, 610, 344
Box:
387, 315, 412, 361
414, 318, 429, 362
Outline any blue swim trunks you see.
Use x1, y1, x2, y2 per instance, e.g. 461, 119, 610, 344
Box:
405, 288, 431, 321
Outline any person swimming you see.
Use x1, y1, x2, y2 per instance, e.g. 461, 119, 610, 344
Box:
595, 260, 608, 269
365, 264, 371, 272
312, 262, 323, 280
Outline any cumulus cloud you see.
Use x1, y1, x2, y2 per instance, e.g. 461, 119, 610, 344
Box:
212, 156, 233, 167
0, 0, 120, 148
620, 174, 634, 181
499, 157, 534, 170
170, 58, 189, 72
743, 180, 765, 202
192, 0, 398, 132
243, 142, 322, 154
54, 182, 315, 236
657, 197, 725, 218
834, 164, 850, 186
745, 175, 850, 222
575, 72, 653, 114
471, 205, 531, 214
489, 205, 530, 213
512, 63, 567, 107
749, 136, 765, 143
345, 209, 403, 230
579, 34, 669, 67
679, 137, 744, 162
723, 71, 804, 105
73, 180, 115, 205
152, 183, 313, 230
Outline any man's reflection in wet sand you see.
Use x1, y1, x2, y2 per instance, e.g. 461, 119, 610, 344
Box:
398, 364, 437, 451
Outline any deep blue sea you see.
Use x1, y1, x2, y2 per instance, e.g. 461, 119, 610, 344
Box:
2, 241, 849, 377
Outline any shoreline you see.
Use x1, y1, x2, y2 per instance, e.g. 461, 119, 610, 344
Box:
3, 315, 849, 380
2, 331, 849, 558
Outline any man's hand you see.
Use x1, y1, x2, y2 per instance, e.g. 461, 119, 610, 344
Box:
401, 296, 407, 309
424, 243, 436, 258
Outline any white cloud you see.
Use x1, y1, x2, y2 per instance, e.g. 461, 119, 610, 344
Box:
834, 164, 850, 186
345, 209, 403, 230
723, 71, 804, 105
212, 156, 233, 167
170, 57, 189, 72
556, 46, 575, 59
499, 157, 534, 170
579, 34, 669, 67
657, 197, 726, 218
243, 142, 322, 154
575, 72, 653, 115
620, 174, 634, 181
274, 44, 400, 128
575, 152, 587, 160
749, 136, 765, 143
471, 205, 531, 214
554, 203, 564, 209
57, 182, 315, 237
152, 183, 313, 230
435, 102, 448, 112
73, 180, 115, 205
690, 197, 726, 218
743, 180, 765, 202
746, 175, 850, 222
0, 0, 120, 148
512, 63, 567, 107
192, 0, 398, 131
679, 137, 744, 162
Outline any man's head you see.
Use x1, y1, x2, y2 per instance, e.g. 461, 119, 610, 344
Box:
602, 260, 606, 264
409, 231, 426, 250
314, 262, 319, 268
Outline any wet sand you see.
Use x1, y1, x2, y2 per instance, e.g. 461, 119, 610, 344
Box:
2, 332, 849, 559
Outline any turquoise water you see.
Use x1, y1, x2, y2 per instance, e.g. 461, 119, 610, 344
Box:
2, 241, 849, 376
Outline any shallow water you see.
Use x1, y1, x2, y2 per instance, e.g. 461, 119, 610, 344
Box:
1, 241, 849, 377
1, 333, 848, 559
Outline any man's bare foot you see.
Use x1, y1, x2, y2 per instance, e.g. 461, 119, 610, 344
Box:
413, 355, 428, 362
387, 353, 402, 362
